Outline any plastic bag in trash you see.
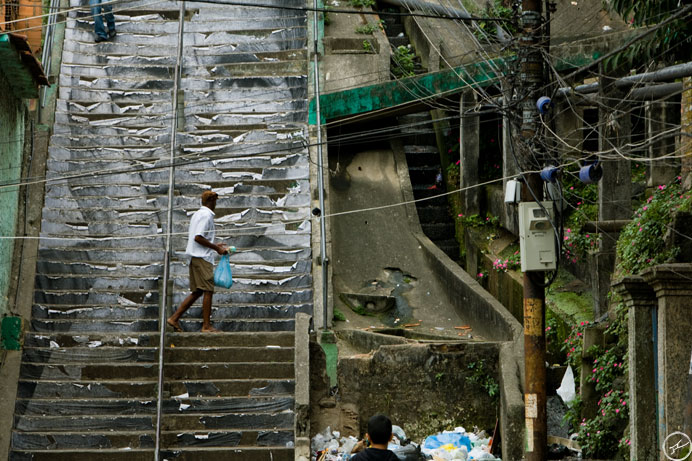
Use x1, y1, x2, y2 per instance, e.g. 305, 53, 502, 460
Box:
389, 442, 420, 460
392, 425, 407, 443
421, 432, 471, 454
556, 365, 576, 406
213, 254, 233, 288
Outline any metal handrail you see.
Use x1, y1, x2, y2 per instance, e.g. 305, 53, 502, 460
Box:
155, 2, 185, 459
40, 0, 60, 107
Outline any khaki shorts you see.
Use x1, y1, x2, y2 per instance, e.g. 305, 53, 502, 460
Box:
189, 257, 214, 292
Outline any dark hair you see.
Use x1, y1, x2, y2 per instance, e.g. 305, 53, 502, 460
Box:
367, 414, 392, 444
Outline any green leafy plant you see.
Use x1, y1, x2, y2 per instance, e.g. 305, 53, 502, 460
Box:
362, 40, 374, 52
562, 301, 630, 459
333, 308, 346, 322
617, 177, 692, 275
472, 0, 518, 42
465, 361, 499, 400
355, 20, 383, 34
605, 0, 691, 71
349, 0, 375, 8
392, 45, 415, 78
458, 213, 499, 228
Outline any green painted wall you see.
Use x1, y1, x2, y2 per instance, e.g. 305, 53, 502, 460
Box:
0, 69, 27, 318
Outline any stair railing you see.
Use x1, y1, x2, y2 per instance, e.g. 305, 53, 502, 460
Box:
155, 2, 186, 459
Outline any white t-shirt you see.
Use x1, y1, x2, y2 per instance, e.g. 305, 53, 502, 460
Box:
185, 206, 216, 264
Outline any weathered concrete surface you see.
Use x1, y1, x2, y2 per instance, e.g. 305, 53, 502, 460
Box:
329, 145, 472, 336
460, 91, 480, 216
641, 264, 692, 453
339, 341, 500, 438
613, 275, 658, 461
321, 1, 390, 93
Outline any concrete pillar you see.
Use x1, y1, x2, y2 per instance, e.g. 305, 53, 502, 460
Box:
646, 100, 679, 189
595, 72, 632, 316
554, 101, 583, 157
460, 91, 480, 215
613, 276, 658, 461
681, 78, 692, 192
641, 264, 692, 457
580, 326, 604, 420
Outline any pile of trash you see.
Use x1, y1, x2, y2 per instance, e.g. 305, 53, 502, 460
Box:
311, 425, 419, 460
311, 426, 500, 460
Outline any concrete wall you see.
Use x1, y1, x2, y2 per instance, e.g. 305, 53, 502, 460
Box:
0, 70, 28, 318
338, 341, 500, 440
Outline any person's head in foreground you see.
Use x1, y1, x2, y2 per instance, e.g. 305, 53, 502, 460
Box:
367, 414, 393, 447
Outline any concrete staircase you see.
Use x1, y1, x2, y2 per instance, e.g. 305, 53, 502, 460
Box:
398, 113, 460, 262
9, 0, 311, 459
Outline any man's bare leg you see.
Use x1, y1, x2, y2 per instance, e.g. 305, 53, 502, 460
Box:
201, 291, 220, 332
167, 290, 203, 331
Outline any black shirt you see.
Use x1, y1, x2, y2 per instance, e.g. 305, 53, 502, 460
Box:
351, 447, 399, 461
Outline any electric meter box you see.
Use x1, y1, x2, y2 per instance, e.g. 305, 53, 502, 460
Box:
519, 201, 557, 272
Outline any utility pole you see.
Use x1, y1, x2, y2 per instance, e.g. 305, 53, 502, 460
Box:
519, 0, 547, 459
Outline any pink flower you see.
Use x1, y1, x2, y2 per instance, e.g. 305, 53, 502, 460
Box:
615, 409, 620, 414
456, 160, 461, 165
643, 206, 648, 211
622, 401, 626, 406
569, 186, 574, 190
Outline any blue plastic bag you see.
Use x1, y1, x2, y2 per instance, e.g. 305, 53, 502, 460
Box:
421, 432, 471, 454
213, 254, 233, 288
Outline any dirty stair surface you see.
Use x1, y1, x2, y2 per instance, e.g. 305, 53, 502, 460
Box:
398, 113, 460, 262
381, 10, 458, 260
10, 0, 310, 459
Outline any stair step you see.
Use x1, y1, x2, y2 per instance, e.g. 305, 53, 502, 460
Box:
17, 379, 295, 399
15, 396, 294, 416
416, 205, 450, 223
388, 36, 408, 48
421, 222, 457, 240
11, 429, 292, 450
22, 346, 294, 364
408, 166, 440, 184
10, 447, 293, 461
29, 318, 297, 333
20, 362, 294, 380
25, 332, 295, 348
32, 304, 311, 320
